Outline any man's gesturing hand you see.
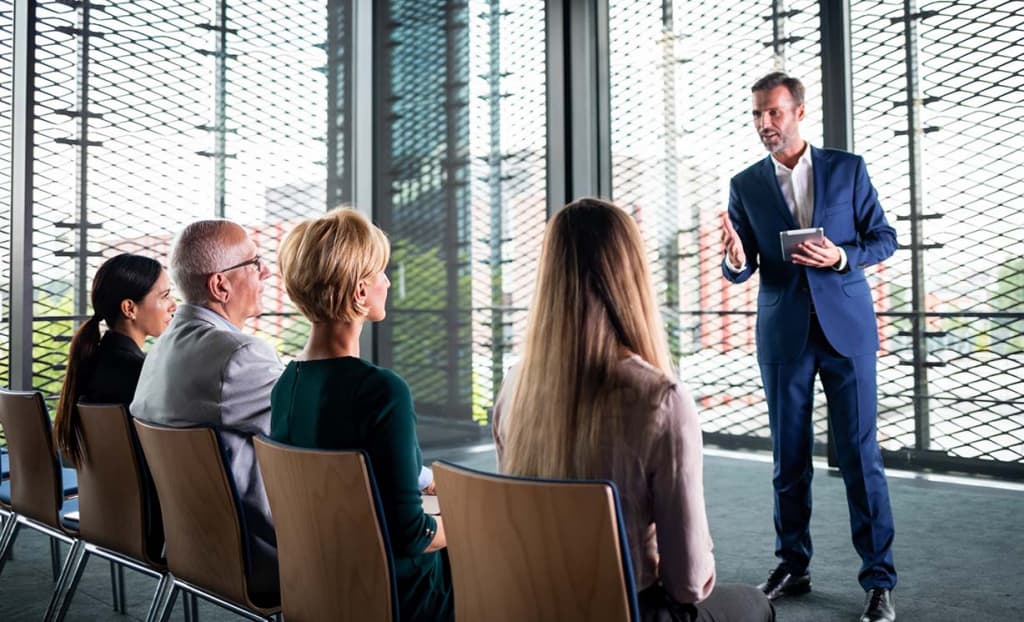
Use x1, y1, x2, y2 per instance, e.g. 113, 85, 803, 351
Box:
720, 212, 746, 269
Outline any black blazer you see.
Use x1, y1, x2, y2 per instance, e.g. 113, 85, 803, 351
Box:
77, 330, 165, 562
81, 331, 145, 405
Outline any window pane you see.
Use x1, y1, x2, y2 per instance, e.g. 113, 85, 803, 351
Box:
609, 0, 822, 443
853, 0, 1024, 461
26, 0, 329, 399
377, 0, 547, 441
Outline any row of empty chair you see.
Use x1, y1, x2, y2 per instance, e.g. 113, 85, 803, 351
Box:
0, 387, 641, 621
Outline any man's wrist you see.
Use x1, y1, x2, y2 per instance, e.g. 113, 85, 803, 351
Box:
724, 254, 745, 273
831, 247, 848, 271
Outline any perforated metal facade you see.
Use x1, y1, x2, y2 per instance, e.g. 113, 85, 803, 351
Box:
608, 0, 1024, 476
6, 0, 330, 402
375, 0, 546, 429
2, 1, 1022, 474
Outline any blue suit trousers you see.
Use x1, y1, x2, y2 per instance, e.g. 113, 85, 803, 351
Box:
759, 313, 897, 590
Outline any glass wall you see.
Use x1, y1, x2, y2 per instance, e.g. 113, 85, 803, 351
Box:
375, 0, 547, 443
604, 0, 1023, 473
608, 0, 825, 443
4, 0, 330, 402
2, 0, 1022, 474
852, 0, 1024, 462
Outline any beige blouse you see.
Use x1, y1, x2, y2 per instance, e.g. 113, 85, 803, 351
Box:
492, 355, 716, 604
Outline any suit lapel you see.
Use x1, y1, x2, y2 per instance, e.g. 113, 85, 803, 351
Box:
811, 146, 830, 227
758, 156, 798, 229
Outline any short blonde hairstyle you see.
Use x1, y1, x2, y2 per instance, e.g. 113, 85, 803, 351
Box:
278, 208, 390, 323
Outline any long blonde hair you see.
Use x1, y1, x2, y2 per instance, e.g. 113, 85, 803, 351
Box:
501, 198, 674, 479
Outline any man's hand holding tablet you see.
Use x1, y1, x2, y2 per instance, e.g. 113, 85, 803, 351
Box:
781, 227, 842, 268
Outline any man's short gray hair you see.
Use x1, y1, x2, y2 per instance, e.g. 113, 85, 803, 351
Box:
170, 220, 236, 304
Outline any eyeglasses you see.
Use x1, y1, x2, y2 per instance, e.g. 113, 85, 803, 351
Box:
216, 255, 263, 274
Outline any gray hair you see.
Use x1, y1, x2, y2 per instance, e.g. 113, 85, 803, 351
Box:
170, 220, 237, 304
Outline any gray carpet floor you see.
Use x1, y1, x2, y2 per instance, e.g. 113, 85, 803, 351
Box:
1, 448, 1021, 621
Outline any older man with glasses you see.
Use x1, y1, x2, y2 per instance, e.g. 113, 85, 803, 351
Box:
132, 219, 283, 596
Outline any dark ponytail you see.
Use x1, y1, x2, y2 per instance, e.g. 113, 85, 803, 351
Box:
55, 254, 162, 466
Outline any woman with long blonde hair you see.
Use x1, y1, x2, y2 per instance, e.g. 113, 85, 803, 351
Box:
494, 198, 773, 622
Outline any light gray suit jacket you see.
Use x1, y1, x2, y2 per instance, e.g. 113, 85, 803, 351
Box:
131, 303, 283, 594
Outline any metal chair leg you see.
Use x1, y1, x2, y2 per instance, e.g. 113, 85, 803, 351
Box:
50, 537, 61, 580
109, 560, 127, 612
43, 539, 87, 622
153, 584, 178, 622
0, 518, 21, 576
145, 574, 175, 622
0, 513, 14, 562
183, 591, 199, 622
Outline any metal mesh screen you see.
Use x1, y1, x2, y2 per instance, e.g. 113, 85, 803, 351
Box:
22, 0, 329, 400
0, 0, 12, 389
852, 0, 1024, 463
608, 0, 1024, 473
608, 0, 826, 446
378, 0, 546, 429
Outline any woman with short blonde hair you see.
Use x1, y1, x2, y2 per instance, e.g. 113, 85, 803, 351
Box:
494, 198, 773, 622
272, 208, 453, 622
277, 208, 390, 323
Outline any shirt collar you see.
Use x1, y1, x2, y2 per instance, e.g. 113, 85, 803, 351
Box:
771, 142, 813, 173
179, 303, 241, 333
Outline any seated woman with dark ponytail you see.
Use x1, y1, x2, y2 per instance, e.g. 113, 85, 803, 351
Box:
54, 253, 177, 467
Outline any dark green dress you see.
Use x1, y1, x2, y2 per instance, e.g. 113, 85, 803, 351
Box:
270, 357, 453, 622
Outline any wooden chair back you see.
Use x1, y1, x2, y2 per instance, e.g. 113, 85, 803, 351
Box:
76, 403, 164, 567
0, 389, 66, 528
254, 436, 396, 622
133, 419, 270, 612
433, 460, 639, 622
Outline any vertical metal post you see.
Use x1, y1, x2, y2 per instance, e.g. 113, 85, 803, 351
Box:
594, 0, 610, 200
819, 0, 853, 468
486, 0, 505, 397
11, 0, 36, 390
771, 0, 787, 69
660, 0, 680, 356
213, 0, 228, 217
545, 0, 610, 213
325, 0, 342, 208
351, 0, 375, 359
902, 0, 930, 450
371, 0, 393, 366
820, 0, 853, 152
340, 0, 354, 205
544, 0, 566, 217
350, 0, 373, 213
75, 1, 93, 317
443, 0, 467, 416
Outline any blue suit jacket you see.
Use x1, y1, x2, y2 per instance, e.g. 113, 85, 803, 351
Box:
722, 147, 897, 364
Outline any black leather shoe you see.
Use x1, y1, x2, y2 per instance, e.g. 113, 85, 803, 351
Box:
757, 564, 811, 600
860, 588, 895, 622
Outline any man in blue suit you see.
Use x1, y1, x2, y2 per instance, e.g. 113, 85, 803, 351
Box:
720, 72, 897, 622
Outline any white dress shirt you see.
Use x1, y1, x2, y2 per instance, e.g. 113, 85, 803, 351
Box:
773, 143, 814, 229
